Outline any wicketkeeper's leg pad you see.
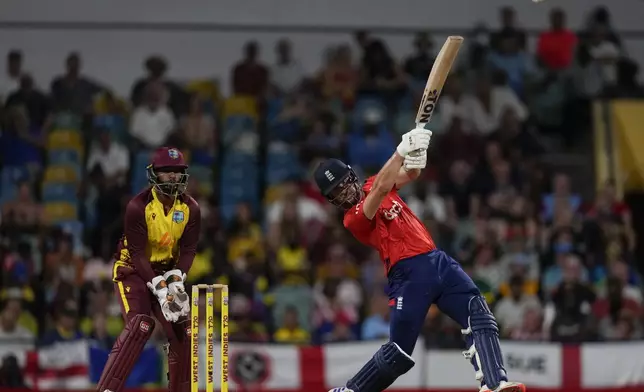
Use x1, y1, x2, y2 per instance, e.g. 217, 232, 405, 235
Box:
167, 318, 191, 392
346, 341, 415, 392
462, 296, 508, 390
96, 313, 155, 392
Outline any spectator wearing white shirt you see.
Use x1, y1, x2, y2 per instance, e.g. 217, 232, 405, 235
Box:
270, 39, 305, 95
129, 82, 176, 148
495, 275, 542, 337
0, 298, 34, 341
0, 50, 22, 105
87, 129, 130, 187
441, 73, 527, 135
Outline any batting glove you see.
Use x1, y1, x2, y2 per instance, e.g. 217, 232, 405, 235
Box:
404, 148, 427, 170
397, 127, 432, 157
163, 269, 190, 317
147, 275, 181, 323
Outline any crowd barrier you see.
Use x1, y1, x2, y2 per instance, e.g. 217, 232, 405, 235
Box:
2, 339, 643, 392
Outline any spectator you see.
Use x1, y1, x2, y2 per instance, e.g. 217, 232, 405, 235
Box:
575, 23, 621, 98
130, 55, 187, 115
487, 35, 533, 98
358, 40, 406, 99
0, 355, 26, 388
406, 181, 447, 225
266, 179, 327, 236
314, 246, 362, 328
537, 8, 577, 70
43, 234, 84, 293
86, 128, 130, 188
274, 306, 310, 344
1, 243, 35, 290
232, 41, 269, 97
494, 275, 542, 336
180, 94, 216, 154
1, 181, 43, 230
472, 73, 528, 131
361, 293, 390, 340
0, 50, 22, 104
546, 255, 597, 342
4, 74, 51, 128
227, 203, 265, 267
270, 39, 304, 95
129, 82, 176, 148
0, 106, 44, 174
319, 45, 358, 106
50, 52, 104, 114
472, 243, 504, 292
593, 277, 641, 340
40, 300, 83, 346
510, 307, 546, 341
491, 6, 526, 51
543, 252, 589, 297
404, 32, 434, 82
440, 74, 492, 134
542, 173, 581, 223
0, 298, 34, 341
441, 160, 477, 235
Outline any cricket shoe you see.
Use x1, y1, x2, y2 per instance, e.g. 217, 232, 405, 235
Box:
479, 381, 526, 392
328, 388, 354, 392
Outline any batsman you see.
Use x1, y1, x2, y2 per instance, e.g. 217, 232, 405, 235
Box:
315, 128, 526, 392
97, 147, 201, 392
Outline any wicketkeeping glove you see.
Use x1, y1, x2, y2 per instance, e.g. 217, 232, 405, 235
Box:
147, 275, 181, 323
163, 269, 190, 317
397, 127, 432, 157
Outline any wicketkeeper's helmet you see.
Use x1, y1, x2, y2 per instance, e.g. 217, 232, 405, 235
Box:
147, 147, 189, 197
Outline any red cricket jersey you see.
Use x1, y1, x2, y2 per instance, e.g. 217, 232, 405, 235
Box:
343, 176, 436, 275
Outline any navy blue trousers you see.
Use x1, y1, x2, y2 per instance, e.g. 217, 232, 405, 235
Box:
385, 249, 480, 356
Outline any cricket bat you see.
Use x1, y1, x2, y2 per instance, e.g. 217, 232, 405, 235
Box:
410, 36, 463, 155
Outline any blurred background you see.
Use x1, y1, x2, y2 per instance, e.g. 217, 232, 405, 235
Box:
1, 0, 644, 390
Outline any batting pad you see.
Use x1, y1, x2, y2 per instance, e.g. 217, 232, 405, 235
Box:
97, 313, 155, 392
463, 296, 507, 390
346, 341, 415, 392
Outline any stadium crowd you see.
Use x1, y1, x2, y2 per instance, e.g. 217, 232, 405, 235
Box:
0, 5, 644, 384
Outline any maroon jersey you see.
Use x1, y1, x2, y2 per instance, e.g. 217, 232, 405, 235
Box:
113, 187, 201, 283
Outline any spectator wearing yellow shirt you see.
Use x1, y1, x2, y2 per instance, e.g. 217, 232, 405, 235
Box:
227, 203, 265, 262
273, 306, 310, 344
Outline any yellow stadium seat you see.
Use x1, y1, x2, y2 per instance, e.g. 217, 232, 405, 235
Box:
224, 96, 258, 119
47, 130, 84, 153
185, 79, 221, 104
45, 202, 78, 223
44, 165, 78, 183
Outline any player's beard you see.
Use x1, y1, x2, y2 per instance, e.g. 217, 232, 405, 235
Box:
156, 175, 189, 197
330, 182, 362, 209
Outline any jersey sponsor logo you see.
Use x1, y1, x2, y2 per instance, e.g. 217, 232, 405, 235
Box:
159, 232, 174, 248
172, 210, 185, 223
396, 296, 403, 310
382, 200, 403, 220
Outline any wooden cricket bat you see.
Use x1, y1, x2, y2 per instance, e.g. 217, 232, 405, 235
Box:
410, 36, 463, 155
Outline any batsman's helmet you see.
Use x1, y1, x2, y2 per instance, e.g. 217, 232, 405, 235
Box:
147, 147, 189, 196
313, 158, 362, 209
